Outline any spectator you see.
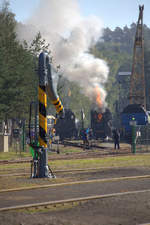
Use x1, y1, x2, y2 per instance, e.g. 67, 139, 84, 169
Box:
81, 128, 89, 150
112, 129, 120, 149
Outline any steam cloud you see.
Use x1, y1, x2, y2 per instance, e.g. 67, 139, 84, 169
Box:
16, 0, 109, 108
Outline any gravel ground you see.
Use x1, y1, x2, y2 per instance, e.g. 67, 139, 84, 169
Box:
1, 166, 150, 225
0, 142, 149, 225
1, 191, 150, 225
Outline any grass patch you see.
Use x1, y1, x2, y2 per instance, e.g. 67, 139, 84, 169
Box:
0, 154, 150, 190
49, 154, 150, 170
18, 202, 79, 213
0, 151, 31, 161
0, 145, 82, 161
0, 162, 30, 171
1, 154, 150, 172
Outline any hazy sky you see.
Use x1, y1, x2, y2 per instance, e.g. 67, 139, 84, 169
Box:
2, 0, 150, 30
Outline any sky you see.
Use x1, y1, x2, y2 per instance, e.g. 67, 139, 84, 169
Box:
3, 0, 150, 30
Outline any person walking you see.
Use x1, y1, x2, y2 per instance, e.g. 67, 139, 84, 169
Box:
113, 129, 120, 149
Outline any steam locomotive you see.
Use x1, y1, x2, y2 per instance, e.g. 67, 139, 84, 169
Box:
55, 109, 78, 140
55, 107, 113, 141
91, 108, 112, 139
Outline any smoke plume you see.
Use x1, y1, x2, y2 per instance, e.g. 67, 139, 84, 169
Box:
16, 0, 109, 108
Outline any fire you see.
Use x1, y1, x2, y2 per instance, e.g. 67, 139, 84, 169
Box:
95, 86, 102, 108
98, 113, 102, 121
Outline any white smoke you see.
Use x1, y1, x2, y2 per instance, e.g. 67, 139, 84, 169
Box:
16, 0, 109, 108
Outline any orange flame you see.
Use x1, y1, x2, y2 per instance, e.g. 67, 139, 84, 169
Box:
97, 113, 102, 121
95, 86, 102, 108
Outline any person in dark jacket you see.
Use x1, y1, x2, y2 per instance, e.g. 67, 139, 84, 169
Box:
112, 129, 120, 149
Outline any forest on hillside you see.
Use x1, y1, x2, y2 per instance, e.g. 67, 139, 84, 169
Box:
91, 24, 150, 114
0, 2, 150, 128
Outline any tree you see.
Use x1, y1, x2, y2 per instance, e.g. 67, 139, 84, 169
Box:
91, 24, 150, 118
0, 2, 37, 120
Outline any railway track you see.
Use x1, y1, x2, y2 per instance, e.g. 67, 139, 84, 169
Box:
1, 174, 150, 193
1, 167, 150, 225
1, 189, 150, 212
0, 150, 144, 165
62, 140, 108, 149
1, 168, 150, 224
0, 141, 131, 165
0, 140, 148, 166
0, 174, 150, 214
0, 166, 150, 178
0, 167, 114, 177
0, 149, 132, 165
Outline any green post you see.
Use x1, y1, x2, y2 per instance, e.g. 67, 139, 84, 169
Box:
130, 118, 137, 154
132, 125, 136, 153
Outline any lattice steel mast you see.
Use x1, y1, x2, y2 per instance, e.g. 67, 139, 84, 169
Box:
129, 5, 146, 108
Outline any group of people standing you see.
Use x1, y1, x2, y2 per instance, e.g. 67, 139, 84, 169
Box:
80, 127, 120, 150
48, 119, 121, 150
